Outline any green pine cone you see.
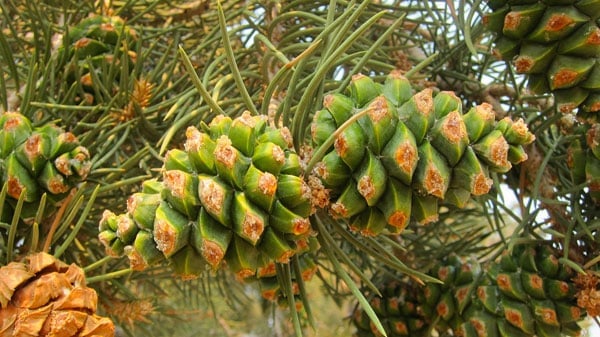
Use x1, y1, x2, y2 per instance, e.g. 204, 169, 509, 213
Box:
485, 0, 600, 115
311, 72, 534, 235
60, 15, 137, 104
98, 112, 313, 280
352, 245, 585, 337
0, 112, 91, 223
352, 280, 429, 337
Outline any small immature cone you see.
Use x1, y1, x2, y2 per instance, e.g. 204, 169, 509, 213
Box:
99, 111, 313, 278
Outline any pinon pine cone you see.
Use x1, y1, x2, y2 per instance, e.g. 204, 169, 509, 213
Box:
353, 280, 429, 337
0, 112, 91, 223
99, 112, 313, 280
352, 245, 586, 337
485, 0, 600, 115
310, 72, 535, 236
60, 15, 137, 104
0, 252, 114, 337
